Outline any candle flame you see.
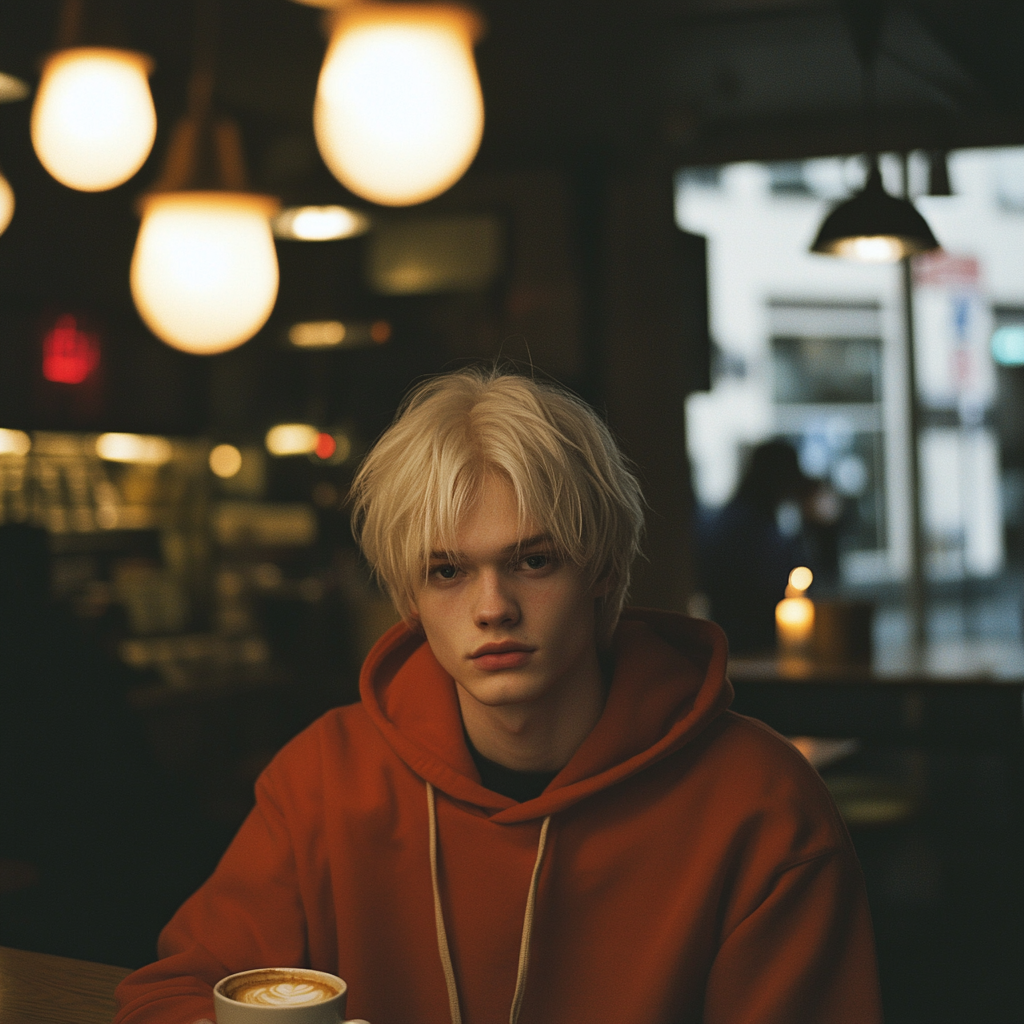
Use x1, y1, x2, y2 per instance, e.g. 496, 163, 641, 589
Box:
787, 566, 813, 597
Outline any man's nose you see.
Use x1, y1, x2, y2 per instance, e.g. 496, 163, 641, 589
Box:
474, 570, 520, 628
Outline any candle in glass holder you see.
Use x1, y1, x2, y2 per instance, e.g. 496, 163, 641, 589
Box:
776, 567, 815, 653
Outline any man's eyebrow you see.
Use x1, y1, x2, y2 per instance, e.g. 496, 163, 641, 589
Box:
428, 533, 552, 561
512, 534, 551, 552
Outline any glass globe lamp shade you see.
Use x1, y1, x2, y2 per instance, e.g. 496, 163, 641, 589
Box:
31, 48, 157, 192
131, 192, 281, 355
0, 170, 14, 236
314, 3, 484, 206
811, 164, 939, 262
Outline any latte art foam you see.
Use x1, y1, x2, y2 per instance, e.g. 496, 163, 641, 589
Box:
233, 980, 336, 1006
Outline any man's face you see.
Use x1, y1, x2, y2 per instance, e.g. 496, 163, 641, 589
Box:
409, 474, 606, 713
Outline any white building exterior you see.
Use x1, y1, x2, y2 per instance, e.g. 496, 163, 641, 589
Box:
676, 148, 1024, 587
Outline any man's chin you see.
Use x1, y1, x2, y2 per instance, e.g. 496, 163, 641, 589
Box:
456, 673, 547, 709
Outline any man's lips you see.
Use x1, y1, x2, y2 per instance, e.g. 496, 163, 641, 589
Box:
470, 641, 536, 670
471, 641, 535, 657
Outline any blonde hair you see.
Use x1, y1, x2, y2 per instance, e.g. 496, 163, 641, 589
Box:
350, 367, 644, 641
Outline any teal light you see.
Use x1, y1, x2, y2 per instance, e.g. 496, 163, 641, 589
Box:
991, 325, 1024, 367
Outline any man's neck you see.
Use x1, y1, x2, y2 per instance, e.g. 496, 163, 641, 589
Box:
455, 655, 608, 773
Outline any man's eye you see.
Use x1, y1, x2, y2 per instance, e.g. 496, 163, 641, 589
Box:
522, 553, 549, 570
433, 564, 459, 580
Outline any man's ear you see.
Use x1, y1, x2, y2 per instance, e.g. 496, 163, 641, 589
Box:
404, 599, 424, 634
591, 572, 613, 599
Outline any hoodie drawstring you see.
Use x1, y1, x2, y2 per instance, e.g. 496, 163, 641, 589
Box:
509, 808, 550, 1024
427, 782, 462, 1024
426, 782, 551, 1024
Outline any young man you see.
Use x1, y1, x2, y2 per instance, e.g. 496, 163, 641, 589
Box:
115, 369, 882, 1024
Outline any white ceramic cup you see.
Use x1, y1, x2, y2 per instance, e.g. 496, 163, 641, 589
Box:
213, 967, 367, 1024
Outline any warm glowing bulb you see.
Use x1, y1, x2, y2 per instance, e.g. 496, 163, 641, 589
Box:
266, 423, 319, 456
96, 432, 172, 465
31, 48, 156, 192
209, 443, 243, 478
131, 192, 280, 355
272, 205, 370, 240
288, 321, 347, 348
0, 170, 13, 236
833, 235, 905, 262
314, 3, 484, 206
0, 428, 31, 456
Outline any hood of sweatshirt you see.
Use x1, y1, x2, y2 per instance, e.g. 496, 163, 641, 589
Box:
360, 608, 733, 825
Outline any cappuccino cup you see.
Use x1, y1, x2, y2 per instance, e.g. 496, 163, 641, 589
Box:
214, 967, 367, 1024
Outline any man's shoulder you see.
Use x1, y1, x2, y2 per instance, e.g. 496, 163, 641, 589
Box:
675, 710, 853, 856
257, 702, 382, 796
706, 710, 839, 796
716, 708, 812, 758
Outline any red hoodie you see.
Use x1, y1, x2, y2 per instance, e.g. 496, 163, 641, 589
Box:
114, 610, 882, 1024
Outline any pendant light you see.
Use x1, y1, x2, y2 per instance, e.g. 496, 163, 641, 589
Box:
0, 169, 14, 236
810, 156, 939, 261
311, 2, 485, 207
809, 0, 938, 262
0, 66, 30, 235
31, 0, 157, 192
130, 2, 281, 356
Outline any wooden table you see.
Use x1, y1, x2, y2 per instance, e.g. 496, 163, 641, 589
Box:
0, 946, 130, 1024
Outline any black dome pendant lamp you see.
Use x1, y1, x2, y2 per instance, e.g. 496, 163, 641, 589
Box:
811, 155, 939, 261
810, 0, 940, 262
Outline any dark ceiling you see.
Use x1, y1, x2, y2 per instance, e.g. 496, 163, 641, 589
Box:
0, 0, 1020, 435
1, 0, 1021, 180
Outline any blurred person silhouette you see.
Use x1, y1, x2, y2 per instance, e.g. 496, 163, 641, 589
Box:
697, 439, 819, 655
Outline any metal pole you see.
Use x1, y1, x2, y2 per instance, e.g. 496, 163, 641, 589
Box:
900, 153, 927, 650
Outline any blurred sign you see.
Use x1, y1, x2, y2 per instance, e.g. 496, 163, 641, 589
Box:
42, 314, 101, 385
913, 252, 995, 416
913, 251, 979, 289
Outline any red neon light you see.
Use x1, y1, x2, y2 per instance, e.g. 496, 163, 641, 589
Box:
42, 315, 101, 384
315, 433, 336, 460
